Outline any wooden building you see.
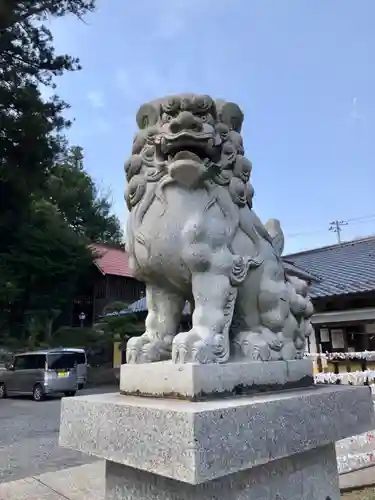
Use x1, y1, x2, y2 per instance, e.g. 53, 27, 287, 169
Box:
69, 244, 145, 327
285, 236, 375, 356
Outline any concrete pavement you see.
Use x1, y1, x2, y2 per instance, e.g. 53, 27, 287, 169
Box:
0, 387, 115, 483
1, 460, 374, 499
0, 462, 105, 500
340, 465, 375, 492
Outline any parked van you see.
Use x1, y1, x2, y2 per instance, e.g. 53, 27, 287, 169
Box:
58, 348, 88, 390
0, 349, 78, 401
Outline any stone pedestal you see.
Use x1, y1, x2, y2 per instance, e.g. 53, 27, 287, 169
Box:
59, 361, 374, 499
105, 445, 338, 500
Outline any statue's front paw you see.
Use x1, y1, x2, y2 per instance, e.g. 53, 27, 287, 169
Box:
126, 336, 150, 364
172, 330, 227, 364
232, 331, 271, 361
126, 335, 172, 364
280, 342, 298, 360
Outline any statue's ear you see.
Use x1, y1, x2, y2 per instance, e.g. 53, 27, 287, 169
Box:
136, 103, 160, 130
216, 101, 244, 133
265, 218, 285, 256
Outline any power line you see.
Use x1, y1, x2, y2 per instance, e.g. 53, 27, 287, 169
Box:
287, 228, 327, 238
285, 213, 375, 240
349, 218, 375, 225
346, 214, 375, 223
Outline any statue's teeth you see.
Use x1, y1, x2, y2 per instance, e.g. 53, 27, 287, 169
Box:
160, 137, 167, 153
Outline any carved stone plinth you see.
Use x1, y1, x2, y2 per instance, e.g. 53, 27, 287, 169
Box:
59, 378, 374, 499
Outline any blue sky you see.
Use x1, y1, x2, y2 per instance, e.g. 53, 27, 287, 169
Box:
49, 0, 375, 254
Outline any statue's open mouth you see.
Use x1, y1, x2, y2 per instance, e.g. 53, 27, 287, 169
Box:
161, 132, 217, 163
159, 132, 219, 187
171, 150, 203, 163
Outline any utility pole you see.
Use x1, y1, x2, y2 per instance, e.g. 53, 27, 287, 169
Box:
329, 220, 348, 244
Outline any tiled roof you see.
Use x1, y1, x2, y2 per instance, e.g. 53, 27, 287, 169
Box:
128, 296, 147, 313
104, 297, 191, 317
127, 297, 191, 315
100, 236, 375, 308
285, 236, 375, 299
91, 244, 134, 278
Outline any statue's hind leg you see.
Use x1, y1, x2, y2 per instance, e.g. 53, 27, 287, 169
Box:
126, 284, 185, 363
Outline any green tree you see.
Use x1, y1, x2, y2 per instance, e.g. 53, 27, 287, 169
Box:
48, 147, 123, 246
0, 198, 94, 342
0, 150, 123, 343
0, 0, 96, 251
0, 0, 97, 342
97, 302, 143, 351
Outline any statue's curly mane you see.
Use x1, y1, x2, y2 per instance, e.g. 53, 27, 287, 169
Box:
125, 95, 255, 224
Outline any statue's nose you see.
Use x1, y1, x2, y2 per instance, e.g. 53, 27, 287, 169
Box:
169, 111, 203, 133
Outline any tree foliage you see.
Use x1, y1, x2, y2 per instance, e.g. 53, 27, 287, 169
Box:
48, 147, 123, 246
0, 198, 94, 340
97, 302, 143, 351
0, 0, 126, 345
0, 0, 95, 249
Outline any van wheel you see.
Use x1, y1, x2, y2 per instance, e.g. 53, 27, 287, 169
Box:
64, 391, 76, 397
78, 384, 84, 390
33, 384, 44, 402
0, 383, 6, 399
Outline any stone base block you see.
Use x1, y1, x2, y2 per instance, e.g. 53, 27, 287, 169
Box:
60, 385, 374, 485
105, 444, 340, 499
120, 358, 313, 400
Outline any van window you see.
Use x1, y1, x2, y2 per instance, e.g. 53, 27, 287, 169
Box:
30, 354, 46, 369
14, 355, 31, 370
14, 354, 46, 370
70, 352, 86, 365
47, 353, 77, 370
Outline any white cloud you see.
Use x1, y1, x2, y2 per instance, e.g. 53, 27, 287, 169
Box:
70, 118, 111, 140
151, 0, 194, 40
114, 65, 168, 104
115, 69, 129, 90
95, 119, 111, 133
150, 0, 228, 41
350, 96, 361, 120
87, 90, 105, 108
114, 68, 138, 101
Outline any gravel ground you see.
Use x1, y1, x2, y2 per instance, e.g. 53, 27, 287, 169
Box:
0, 387, 115, 484
343, 488, 375, 499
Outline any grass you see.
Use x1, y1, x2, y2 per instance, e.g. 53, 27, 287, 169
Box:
343, 487, 375, 499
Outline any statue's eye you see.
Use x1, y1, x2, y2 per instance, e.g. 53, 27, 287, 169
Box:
162, 113, 173, 123
201, 114, 208, 122
144, 146, 154, 158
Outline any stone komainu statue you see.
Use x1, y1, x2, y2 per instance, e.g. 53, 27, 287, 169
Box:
124, 94, 313, 364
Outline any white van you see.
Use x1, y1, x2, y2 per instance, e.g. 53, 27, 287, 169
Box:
0, 350, 78, 401
59, 348, 88, 390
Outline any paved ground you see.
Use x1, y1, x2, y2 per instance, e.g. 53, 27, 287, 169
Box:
343, 487, 375, 500
0, 462, 105, 500
0, 460, 374, 500
0, 387, 115, 484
